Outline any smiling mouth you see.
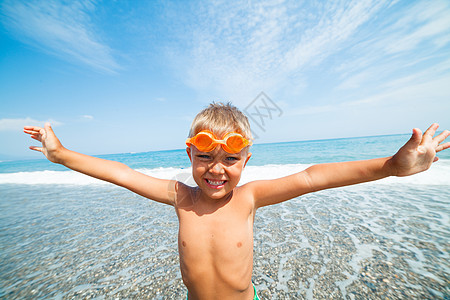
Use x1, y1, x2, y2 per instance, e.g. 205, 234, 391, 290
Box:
205, 179, 227, 188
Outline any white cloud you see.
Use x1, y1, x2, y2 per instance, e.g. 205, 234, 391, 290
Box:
81, 115, 94, 120
344, 74, 450, 107
287, 70, 450, 117
175, 0, 389, 105
384, 1, 450, 54
0, 118, 63, 131
328, 0, 450, 102
0, 0, 120, 73
170, 0, 450, 112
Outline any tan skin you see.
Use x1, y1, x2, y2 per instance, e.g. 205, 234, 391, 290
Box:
24, 123, 450, 300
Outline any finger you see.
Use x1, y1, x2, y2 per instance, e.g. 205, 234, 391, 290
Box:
407, 128, 422, 149
436, 141, 450, 153
421, 123, 439, 145
37, 130, 45, 139
29, 146, 43, 152
24, 126, 44, 134
30, 134, 44, 142
23, 128, 41, 135
24, 125, 43, 131
433, 129, 450, 145
44, 122, 55, 138
45, 122, 53, 132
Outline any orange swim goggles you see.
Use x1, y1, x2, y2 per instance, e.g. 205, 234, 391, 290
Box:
186, 130, 252, 153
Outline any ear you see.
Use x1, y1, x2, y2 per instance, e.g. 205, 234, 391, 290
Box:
186, 147, 192, 161
243, 152, 252, 168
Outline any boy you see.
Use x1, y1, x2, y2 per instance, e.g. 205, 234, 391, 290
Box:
24, 103, 449, 300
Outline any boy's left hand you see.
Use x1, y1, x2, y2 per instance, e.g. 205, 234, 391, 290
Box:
391, 123, 450, 177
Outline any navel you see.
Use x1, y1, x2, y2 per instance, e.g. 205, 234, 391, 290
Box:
237, 242, 242, 248
182, 241, 187, 247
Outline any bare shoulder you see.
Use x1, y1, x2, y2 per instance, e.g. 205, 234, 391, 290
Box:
235, 183, 257, 199
234, 182, 260, 210
172, 181, 199, 208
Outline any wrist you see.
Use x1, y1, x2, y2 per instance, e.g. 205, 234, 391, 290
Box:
384, 156, 397, 177
49, 145, 68, 165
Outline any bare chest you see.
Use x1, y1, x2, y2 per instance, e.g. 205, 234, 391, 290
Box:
178, 204, 254, 255
174, 187, 257, 293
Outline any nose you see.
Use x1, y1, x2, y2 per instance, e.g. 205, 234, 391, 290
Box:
209, 162, 225, 174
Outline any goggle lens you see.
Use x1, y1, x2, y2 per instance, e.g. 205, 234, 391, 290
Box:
222, 134, 245, 153
194, 133, 215, 152
186, 131, 251, 153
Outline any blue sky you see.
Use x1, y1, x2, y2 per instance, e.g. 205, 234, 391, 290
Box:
1, 0, 449, 159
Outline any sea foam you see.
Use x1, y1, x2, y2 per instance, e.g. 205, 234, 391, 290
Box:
1, 160, 449, 186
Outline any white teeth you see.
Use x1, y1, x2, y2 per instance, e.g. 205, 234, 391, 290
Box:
207, 179, 225, 186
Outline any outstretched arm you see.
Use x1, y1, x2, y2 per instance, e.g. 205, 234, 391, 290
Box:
24, 123, 175, 205
251, 124, 450, 208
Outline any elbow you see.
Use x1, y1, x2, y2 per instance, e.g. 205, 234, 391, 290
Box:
297, 168, 318, 195
303, 169, 316, 192
109, 162, 134, 186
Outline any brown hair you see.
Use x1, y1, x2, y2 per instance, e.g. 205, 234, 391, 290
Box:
188, 102, 253, 141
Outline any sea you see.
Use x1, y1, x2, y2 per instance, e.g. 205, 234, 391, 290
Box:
1, 134, 449, 299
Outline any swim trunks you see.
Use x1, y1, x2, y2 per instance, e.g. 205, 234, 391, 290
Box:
253, 284, 260, 300
186, 284, 259, 299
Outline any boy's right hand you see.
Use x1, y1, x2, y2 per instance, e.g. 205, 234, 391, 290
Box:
24, 123, 64, 164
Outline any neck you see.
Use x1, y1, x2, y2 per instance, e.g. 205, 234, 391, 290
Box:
193, 188, 234, 215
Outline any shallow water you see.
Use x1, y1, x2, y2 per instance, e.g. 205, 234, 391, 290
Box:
1, 182, 449, 299
254, 183, 450, 299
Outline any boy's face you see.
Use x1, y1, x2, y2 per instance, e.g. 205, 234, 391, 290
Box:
186, 145, 251, 201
